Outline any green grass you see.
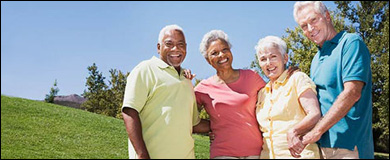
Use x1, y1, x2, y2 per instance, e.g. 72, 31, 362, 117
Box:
4, 95, 385, 159
375, 152, 390, 159
1, 95, 128, 158
193, 134, 210, 159
1, 95, 210, 159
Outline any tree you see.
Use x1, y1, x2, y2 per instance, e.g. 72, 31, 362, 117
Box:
82, 63, 130, 118
45, 79, 59, 103
107, 69, 129, 118
82, 63, 108, 114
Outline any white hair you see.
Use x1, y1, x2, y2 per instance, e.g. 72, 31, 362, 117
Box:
158, 24, 184, 44
293, 1, 328, 22
255, 35, 287, 57
199, 30, 232, 58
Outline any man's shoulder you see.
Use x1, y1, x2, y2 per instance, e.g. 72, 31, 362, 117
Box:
133, 57, 157, 70
342, 32, 363, 43
127, 58, 157, 79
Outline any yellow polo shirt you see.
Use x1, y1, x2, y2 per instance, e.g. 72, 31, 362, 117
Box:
256, 70, 320, 159
122, 56, 200, 159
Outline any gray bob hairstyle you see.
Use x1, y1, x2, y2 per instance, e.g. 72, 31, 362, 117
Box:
255, 35, 287, 57
158, 24, 184, 44
199, 30, 232, 58
293, 1, 328, 22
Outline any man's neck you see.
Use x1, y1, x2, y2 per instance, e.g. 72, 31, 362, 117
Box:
174, 66, 181, 75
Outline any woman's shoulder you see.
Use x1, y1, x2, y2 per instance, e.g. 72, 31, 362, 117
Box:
290, 71, 310, 79
241, 69, 257, 74
194, 76, 215, 91
240, 69, 261, 78
289, 71, 315, 85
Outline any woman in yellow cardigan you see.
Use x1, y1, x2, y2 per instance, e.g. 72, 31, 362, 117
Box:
255, 36, 321, 159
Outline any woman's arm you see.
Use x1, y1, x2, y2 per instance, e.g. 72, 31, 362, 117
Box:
287, 88, 321, 158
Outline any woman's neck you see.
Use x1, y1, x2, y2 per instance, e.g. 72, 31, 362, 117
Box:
215, 69, 240, 84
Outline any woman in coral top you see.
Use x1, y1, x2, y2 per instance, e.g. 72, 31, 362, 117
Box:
194, 30, 266, 159
255, 35, 321, 159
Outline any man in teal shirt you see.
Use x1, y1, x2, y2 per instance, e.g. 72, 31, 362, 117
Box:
293, 1, 374, 159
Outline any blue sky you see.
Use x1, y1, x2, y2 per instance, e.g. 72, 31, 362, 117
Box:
1, 1, 338, 100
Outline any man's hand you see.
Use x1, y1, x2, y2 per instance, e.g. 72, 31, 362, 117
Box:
122, 108, 150, 159
287, 129, 306, 158
302, 129, 322, 145
287, 66, 300, 78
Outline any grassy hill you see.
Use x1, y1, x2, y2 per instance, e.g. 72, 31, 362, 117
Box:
1, 95, 210, 159
4, 95, 385, 159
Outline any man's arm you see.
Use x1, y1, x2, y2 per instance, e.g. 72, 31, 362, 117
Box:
193, 119, 210, 133
302, 80, 365, 144
192, 103, 210, 133
122, 107, 150, 159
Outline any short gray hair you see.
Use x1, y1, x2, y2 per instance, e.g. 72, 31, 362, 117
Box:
199, 30, 232, 58
293, 1, 328, 22
158, 24, 184, 44
255, 35, 287, 57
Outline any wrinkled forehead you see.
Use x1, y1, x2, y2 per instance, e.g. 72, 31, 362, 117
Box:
297, 7, 319, 23
301, 3, 324, 15
162, 29, 185, 41
207, 39, 229, 51
209, 39, 229, 47
258, 46, 282, 56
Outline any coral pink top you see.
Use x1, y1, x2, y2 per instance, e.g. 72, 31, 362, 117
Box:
195, 69, 266, 158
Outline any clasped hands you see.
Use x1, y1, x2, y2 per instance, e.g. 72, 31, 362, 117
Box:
287, 129, 306, 158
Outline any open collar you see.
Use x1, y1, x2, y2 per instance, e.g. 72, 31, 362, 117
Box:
264, 70, 289, 93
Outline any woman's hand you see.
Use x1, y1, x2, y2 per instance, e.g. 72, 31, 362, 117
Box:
287, 129, 306, 158
208, 131, 215, 144
184, 69, 196, 80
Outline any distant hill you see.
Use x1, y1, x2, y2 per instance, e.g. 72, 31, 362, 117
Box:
53, 94, 86, 109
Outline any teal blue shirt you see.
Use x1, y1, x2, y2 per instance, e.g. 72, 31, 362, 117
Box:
310, 31, 374, 159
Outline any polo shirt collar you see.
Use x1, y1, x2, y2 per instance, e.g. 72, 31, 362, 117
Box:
151, 56, 169, 68
151, 56, 185, 76
318, 31, 346, 50
264, 70, 289, 92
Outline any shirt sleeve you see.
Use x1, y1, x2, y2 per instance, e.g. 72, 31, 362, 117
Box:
255, 72, 266, 91
194, 83, 205, 107
193, 82, 205, 126
342, 36, 371, 84
256, 88, 266, 111
293, 72, 317, 97
122, 65, 149, 113
246, 69, 266, 91
192, 99, 201, 126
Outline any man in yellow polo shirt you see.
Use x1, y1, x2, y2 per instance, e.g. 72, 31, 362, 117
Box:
121, 24, 210, 159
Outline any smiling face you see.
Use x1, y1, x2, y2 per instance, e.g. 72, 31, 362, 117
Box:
257, 46, 288, 82
296, 4, 334, 47
157, 29, 187, 70
206, 39, 233, 71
